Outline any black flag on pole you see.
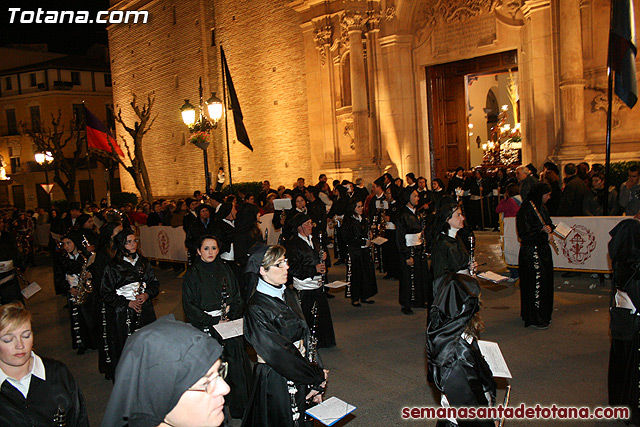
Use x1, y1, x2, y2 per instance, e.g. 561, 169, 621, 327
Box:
221, 47, 253, 151
609, 0, 638, 108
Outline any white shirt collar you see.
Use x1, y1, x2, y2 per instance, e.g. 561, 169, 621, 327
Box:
123, 254, 139, 266
256, 277, 285, 300
298, 233, 314, 248
0, 352, 45, 399
223, 218, 235, 227
407, 205, 416, 214
447, 227, 460, 239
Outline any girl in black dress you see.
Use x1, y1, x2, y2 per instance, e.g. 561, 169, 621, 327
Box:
516, 182, 554, 329
101, 229, 159, 377
182, 235, 251, 419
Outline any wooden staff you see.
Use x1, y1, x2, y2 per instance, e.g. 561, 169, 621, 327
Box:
529, 201, 558, 255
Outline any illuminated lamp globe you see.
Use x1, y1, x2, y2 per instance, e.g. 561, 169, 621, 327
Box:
206, 92, 223, 122
180, 99, 196, 127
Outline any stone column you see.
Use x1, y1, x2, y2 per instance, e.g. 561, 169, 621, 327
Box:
558, 0, 587, 158
521, 0, 558, 167
342, 10, 371, 161
366, 9, 382, 168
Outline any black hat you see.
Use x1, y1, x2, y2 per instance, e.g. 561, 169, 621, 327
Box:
195, 204, 213, 216
75, 213, 92, 229
216, 202, 233, 220
185, 198, 195, 208
525, 163, 537, 176
373, 176, 385, 188
292, 212, 312, 229
245, 244, 270, 274
406, 172, 416, 182
63, 230, 86, 253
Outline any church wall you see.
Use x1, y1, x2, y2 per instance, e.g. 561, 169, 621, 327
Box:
108, 0, 312, 199
214, 0, 312, 188
581, 0, 640, 162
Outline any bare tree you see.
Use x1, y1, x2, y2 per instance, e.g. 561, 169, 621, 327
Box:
22, 111, 83, 202
99, 94, 156, 202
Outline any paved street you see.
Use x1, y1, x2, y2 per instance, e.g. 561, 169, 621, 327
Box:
22, 232, 622, 426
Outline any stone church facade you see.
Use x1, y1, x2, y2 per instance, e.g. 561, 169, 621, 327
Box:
107, 0, 639, 197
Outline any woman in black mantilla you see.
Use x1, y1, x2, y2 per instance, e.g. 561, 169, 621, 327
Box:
242, 245, 327, 427
342, 199, 378, 307
607, 219, 640, 425
182, 234, 251, 419
516, 182, 554, 329
101, 228, 159, 378
60, 230, 100, 354
430, 201, 475, 297
427, 273, 496, 427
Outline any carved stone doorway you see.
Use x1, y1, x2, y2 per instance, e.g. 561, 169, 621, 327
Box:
426, 50, 517, 180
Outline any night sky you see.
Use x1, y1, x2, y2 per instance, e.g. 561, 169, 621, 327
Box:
1, 0, 110, 55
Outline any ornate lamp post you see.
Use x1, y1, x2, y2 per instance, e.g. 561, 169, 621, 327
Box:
180, 78, 224, 195
35, 151, 54, 206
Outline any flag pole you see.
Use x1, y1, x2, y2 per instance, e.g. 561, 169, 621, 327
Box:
82, 102, 95, 203
605, 0, 618, 216
221, 45, 233, 194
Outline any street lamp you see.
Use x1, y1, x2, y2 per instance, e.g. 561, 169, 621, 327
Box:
180, 78, 224, 195
35, 151, 54, 206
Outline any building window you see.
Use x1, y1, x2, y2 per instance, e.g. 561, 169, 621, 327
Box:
106, 105, 115, 131
5, 77, 12, 91
30, 106, 41, 132
104, 73, 112, 87
9, 146, 21, 173
5, 109, 18, 135
73, 104, 85, 129
71, 71, 81, 85
29, 73, 37, 87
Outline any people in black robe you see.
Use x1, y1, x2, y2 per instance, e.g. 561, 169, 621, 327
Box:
92, 221, 123, 380
342, 199, 378, 307
447, 167, 466, 196
395, 190, 431, 314
516, 182, 554, 329
181, 197, 200, 234
0, 302, 89, 427
213, 202, 243, 283
327, 185, 349, 265
427, 274, 496, 427
102, 314, 229, 427
280, 195, 309, 243
0, 217, 25, 305
182, 235, 252, 419
234, 202, 262, 299
61, 231, 100, 354
431, 202, 474, 295
608, 218, 640, 425
242, 244, 327, 427
74, 214, 98, 249
185, 204, 216, 268
101, 228, 159, 378
382, 186, 401, 280
286, 214, 336, 348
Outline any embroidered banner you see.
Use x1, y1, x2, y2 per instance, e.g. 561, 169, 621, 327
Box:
502, 216, 628, 272
138, 225, 187, 262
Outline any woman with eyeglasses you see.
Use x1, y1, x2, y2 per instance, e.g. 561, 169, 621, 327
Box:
102, 314, 230, 427
0, 302, 89, 427
182, 235, 251, 419
101, 229, 159, 379
242, 245, 328, 427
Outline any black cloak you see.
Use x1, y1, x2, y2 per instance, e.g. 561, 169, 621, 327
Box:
101, 314, 223, 427
427, 274, 496, 427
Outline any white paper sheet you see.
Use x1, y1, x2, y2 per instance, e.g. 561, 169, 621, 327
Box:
371, 236, 388, 245
21, 282, 42, 299
305, 396, 356, 426
213, 318, 244, 340
553, 222, 572, 239
273, 198, 292, 211
477, 271, 508, 283
325, 280, 349, 289
478, 340, 512, 378
375, 200, 389, 210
